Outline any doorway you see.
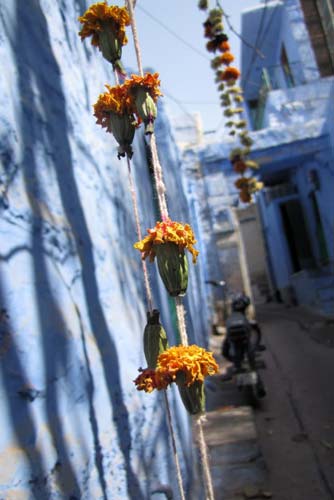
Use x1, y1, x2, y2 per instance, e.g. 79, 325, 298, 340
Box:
280, 199, 314, 272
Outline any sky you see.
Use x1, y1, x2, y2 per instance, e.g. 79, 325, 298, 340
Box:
114, 0, 260, 133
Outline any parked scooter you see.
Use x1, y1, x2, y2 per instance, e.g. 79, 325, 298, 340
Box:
222, 292, 266, 405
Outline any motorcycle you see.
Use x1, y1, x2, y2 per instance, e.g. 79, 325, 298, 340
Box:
222, 292, 266, 405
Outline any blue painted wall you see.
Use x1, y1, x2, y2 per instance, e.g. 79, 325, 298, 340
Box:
0, 1, 210, 498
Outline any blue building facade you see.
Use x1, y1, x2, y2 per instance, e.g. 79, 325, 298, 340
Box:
241, 0, 334, 313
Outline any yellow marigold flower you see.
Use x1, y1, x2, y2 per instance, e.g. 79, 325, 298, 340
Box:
93, 84, 133, 130
123, 73, 162, 134
124, 73, 163, 102
93, 84, 138, 158
78, 2, 130, 47
134, 218, 199, 264
156, 345, 218, 387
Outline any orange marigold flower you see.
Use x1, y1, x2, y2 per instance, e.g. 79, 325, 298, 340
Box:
133, 369, 158, 393
93, 84, 134, 131
134, 218, 199, 263
219, 41, 231, 52
221, 67, 240, 81
124, 73, 163, 102
156, 345, 219, 387
220, 52, 235, 65
78, 2, 130, 47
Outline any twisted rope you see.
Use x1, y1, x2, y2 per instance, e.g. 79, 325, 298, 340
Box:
125, 3, 214, 499
164, 391, 186, 500
194, 415, 215, 500
125, 0, 169, 221
175, 296, 188, 346
126, 158, 154, 312
113, 69, 154, 312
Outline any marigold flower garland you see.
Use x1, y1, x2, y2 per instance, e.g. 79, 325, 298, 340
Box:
198, 3, 263, 203
79, 3, 217, 499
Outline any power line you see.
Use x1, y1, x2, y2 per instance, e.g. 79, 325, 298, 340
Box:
242, 0, 269, 86
137, 4, 210, 61
215, 1, 265, 59
162, 90, 198, 124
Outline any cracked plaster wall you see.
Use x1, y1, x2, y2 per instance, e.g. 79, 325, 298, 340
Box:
0, 1, 210, 498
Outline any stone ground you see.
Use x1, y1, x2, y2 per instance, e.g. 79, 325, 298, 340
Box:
255, 303, 334, 500
203, 328, 270, 500
203, 302, 334, 500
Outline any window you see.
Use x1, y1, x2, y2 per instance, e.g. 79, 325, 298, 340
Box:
280, 45, 295, 88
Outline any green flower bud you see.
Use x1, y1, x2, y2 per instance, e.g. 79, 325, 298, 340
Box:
176, 373, 205, 415
109, 112, 136, 159
134, 88, 157, 135
236, 120, 247, 128
198, 0, 209, 10
154, 242, 188, 297
143, 309, 169, 369
240, 134, 254, 147
224, 108, 234, 117
99, 22, 126, 76
209, 9, 222, 23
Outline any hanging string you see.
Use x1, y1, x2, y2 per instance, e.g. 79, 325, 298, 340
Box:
163, 391, 186, 500
125, 0, 169, 221
194, 414, 215, 500
175, 296, 188, 346
126, 157, 154, 312
112, 69, 153, 312
125, 0, 144, 77
125, 4, 215, 499
149, 134, 169, 220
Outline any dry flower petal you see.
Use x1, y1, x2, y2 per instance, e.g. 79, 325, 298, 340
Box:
134, 218, 199, 264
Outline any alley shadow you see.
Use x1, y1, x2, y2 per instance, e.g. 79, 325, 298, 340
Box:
0, 278, 52, 500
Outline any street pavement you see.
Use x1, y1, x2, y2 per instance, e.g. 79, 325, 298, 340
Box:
203, 328, 270, 500
203, 302, 334, 500
255, 303, 334, 500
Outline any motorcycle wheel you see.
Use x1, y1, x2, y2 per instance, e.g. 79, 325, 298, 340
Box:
244, 377, 266, 408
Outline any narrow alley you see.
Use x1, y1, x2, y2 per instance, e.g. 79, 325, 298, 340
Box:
255, 303, 334, 500
204, 302, 334, 500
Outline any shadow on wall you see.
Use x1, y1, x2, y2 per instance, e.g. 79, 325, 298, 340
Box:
0, 0, 146, 498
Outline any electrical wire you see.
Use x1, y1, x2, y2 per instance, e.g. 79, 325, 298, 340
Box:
215, 0, 265, 59
137, 4, 210, 61
162, 90, 198, 123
